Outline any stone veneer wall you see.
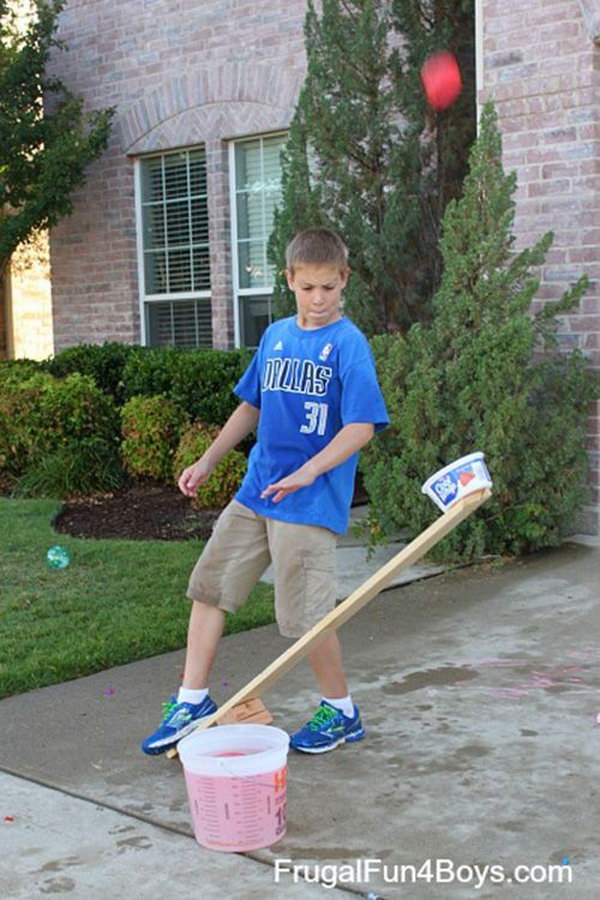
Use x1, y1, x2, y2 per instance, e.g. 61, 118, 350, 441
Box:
479, 0, 600, 531
9, 238, 54, 360
49, 0, 307, 352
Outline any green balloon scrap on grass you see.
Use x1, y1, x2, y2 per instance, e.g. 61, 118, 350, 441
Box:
46, 545, 71, 570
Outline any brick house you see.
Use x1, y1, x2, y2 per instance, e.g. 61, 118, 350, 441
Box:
477, 0, 600, 531
46, 0, 308, 353
5, 0, 599, 530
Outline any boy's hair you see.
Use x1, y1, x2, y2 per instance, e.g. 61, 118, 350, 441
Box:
285, 227, 349, 273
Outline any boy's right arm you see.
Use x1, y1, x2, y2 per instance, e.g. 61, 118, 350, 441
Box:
178, 401, 259, 497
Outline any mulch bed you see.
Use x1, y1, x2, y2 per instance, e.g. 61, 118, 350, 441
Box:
21, 473, 369, 543
53, 483, 220, 542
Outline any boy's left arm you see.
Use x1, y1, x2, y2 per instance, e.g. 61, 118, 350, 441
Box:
260, 422, 375, 504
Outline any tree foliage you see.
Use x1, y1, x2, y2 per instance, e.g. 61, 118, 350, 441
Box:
362, 102, 600, 561
269, 0, 475, 335
0, 0, 114, 278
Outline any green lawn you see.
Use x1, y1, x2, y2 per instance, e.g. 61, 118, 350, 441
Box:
0, 498, 275, 699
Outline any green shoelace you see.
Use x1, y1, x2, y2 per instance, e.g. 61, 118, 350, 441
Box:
307, 704, 338, 731
161, 700, 178, 721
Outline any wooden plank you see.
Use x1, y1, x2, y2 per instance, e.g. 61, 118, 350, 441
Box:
168, 488, 491, 752
216, 697, 273, 725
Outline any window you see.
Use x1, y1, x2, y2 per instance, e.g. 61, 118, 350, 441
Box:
230, 133, 286, 347
136, 148, 211, 348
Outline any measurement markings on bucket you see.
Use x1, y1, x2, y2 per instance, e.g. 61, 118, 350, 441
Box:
178, 724, 290, 851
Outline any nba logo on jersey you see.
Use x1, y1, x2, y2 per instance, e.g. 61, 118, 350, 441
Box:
319, 342, 333, 361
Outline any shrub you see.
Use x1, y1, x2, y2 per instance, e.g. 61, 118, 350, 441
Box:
36, 343, 254, 427
0, 371, 123, 496
13, 437, 125, 499
41, 342, 135, 404
361, 102, 600, 562
122, 347, 253, 425
173, 422, 247, 509
120, 394, 189, 482
0, 358, 42, 384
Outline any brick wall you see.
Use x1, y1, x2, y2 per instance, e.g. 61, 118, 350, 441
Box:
49, 0, 307, 352
480, 0, 600, 531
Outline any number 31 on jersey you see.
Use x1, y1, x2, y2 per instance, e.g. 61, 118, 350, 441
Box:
300, 401, 329, 436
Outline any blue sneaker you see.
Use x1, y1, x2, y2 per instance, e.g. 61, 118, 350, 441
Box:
141, 694, 217, 755
289, 700, 365, 754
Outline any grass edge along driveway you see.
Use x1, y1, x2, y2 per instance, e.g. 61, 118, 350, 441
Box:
0, 498, 275, 699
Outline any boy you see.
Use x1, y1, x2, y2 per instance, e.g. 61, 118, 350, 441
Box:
141, 227, 388, 756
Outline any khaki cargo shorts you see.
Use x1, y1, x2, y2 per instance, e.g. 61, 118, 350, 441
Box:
186, 499, 338, 638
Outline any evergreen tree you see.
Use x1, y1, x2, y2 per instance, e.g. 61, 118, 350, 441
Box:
393, 0, 476, 288
362, 102, 600, 561
0, 0, 114, 279
269, 0, 475, 335
268, 104, 325, 320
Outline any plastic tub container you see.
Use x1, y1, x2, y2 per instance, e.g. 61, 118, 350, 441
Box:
421, 451, 492, 512
178, 723, 289, 852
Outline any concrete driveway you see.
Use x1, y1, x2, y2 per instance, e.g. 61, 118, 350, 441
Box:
2, 537, 599, 898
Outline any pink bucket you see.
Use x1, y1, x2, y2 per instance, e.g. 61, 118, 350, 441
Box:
178, 724, 289, 852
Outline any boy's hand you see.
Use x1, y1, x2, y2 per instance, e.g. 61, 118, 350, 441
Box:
178, 457, 215, 497
261, 465, 317, 504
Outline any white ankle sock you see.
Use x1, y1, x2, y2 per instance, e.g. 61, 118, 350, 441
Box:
178, 687, 209, 705
322, 695, 354, 718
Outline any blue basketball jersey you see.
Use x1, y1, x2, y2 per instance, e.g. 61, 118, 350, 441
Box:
233, 315, 389, 534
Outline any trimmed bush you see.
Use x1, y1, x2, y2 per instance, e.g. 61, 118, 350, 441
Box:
0, 372, 43, 476
120, 394, 189, 482
122, 347, 253, 425
0, 358, 42, 384
173, 422, 247, 509
32, 343, 253, 427
361, 103, 600, 562
0, 371, 123, 496
41, 341, 135, 405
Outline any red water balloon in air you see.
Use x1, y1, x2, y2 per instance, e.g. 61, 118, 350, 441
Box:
420, 51, 462, 111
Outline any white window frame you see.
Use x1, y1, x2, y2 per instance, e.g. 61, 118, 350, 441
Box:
134, 146, 211, 347
228, 131, 287, 348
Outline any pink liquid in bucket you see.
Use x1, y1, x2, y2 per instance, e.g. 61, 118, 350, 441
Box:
178, 724, 289, 853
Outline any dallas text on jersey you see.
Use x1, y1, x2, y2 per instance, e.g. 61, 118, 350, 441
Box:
262, 357, 333, 397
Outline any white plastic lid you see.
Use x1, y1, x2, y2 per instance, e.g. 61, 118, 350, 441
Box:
178, 723, 289, 777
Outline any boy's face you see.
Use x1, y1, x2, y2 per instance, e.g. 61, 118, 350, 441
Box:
286, 263, 349, 330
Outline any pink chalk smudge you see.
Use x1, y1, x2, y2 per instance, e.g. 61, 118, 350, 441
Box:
568, 648, 600, 662
462, 659, 593, 701
487, 688, 530, 699
455, 658, 531, 669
